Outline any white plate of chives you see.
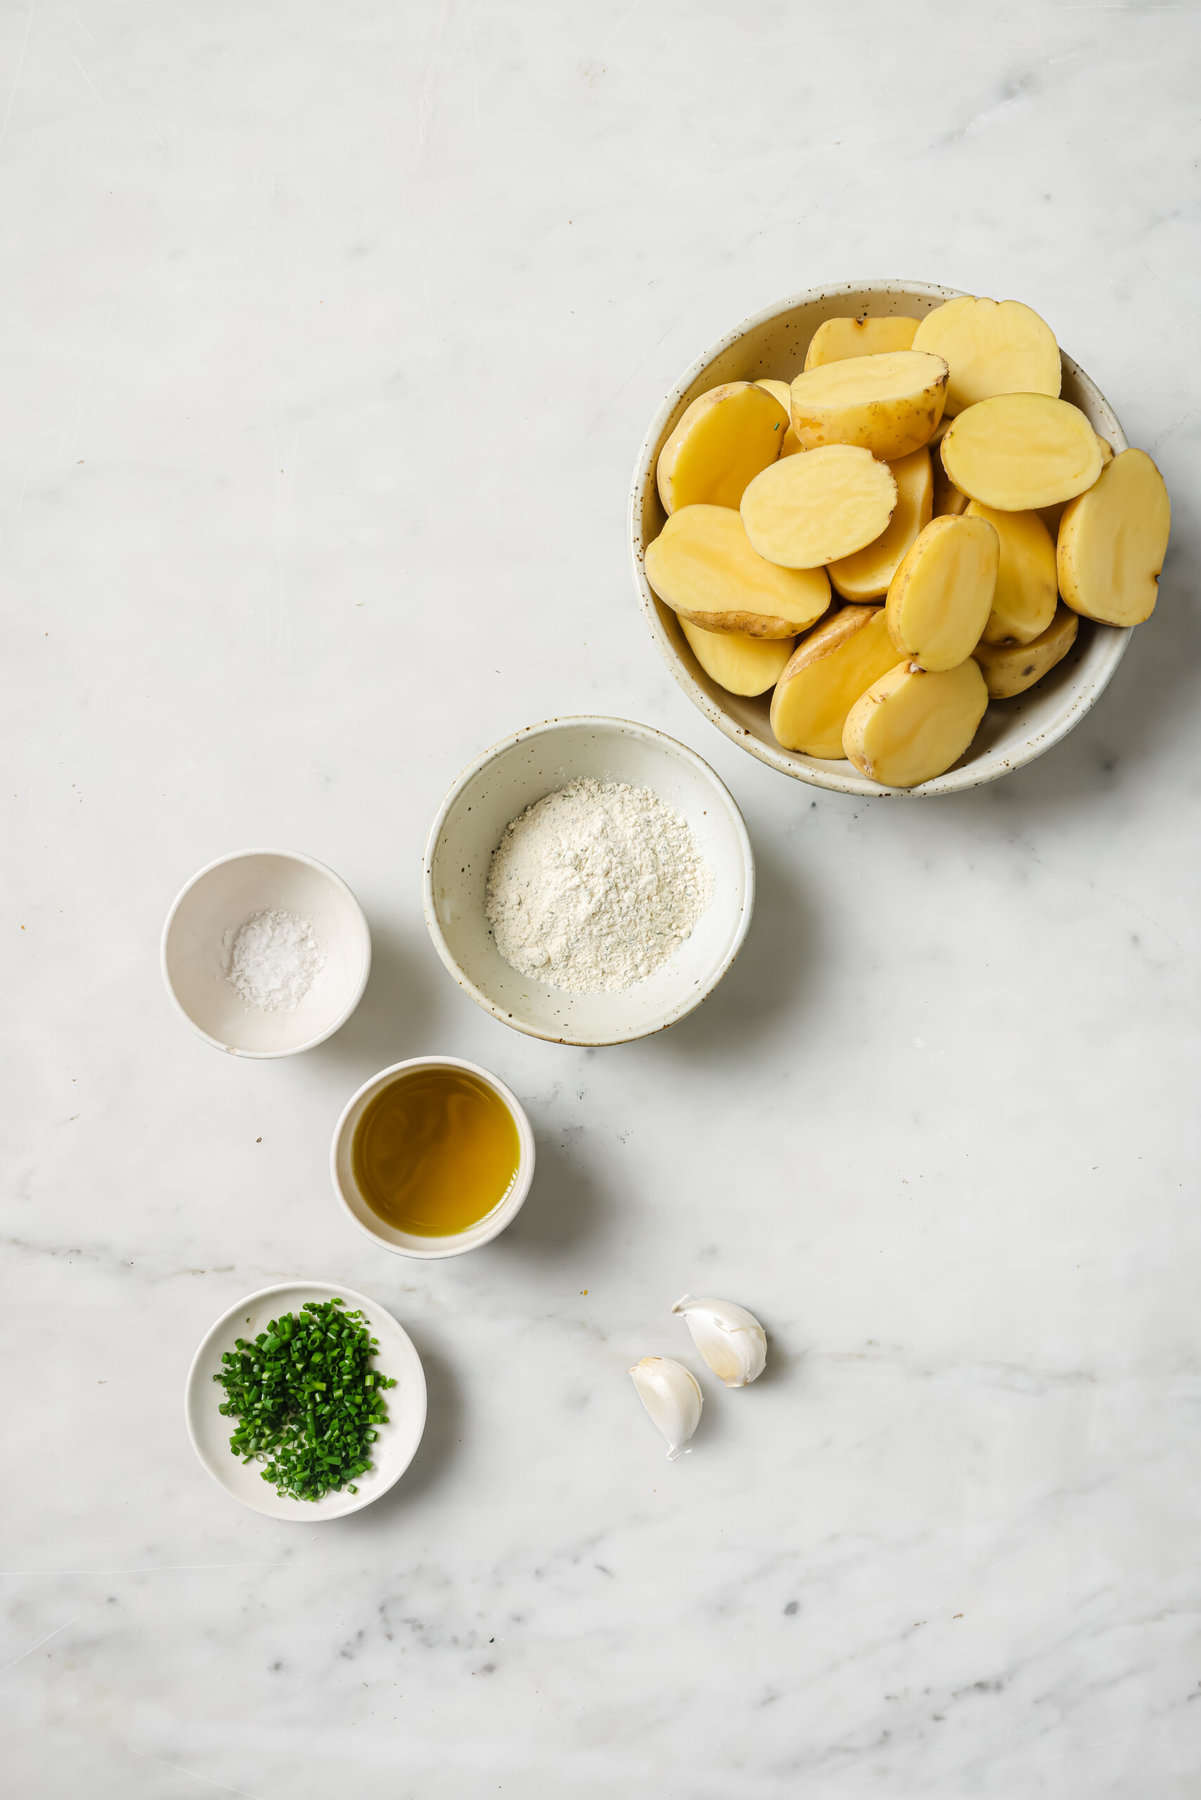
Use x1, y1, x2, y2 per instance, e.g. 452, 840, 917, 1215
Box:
184, 1282, 427, 1521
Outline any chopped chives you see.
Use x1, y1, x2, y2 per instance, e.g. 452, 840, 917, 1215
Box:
212, 1298, 396, 1502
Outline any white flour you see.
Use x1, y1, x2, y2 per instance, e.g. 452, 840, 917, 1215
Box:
224, 909, 324, 1011
484, 778, 710, 994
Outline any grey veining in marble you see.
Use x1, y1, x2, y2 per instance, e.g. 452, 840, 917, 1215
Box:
3, 1, 1201, 1795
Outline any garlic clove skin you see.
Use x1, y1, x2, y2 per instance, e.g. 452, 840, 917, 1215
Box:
629, 1356, 703, 1460
672, 1295, 767, 1388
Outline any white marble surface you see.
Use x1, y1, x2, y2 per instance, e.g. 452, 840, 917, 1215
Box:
4, 2, 1200, 1794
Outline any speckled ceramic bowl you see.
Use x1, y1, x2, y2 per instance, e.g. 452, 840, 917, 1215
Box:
630, 280, 1130, 797
423, 716, 754, 1046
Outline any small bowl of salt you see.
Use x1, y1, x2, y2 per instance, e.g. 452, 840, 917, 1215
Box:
162, 849, 372, 1057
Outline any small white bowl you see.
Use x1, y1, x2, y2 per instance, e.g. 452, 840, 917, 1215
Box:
162, 849, 372, 1057
422, 716, 755, 1045
331, 1056, 535, 1259
630, 279, 1131, 797
184, 1280, 427, 1521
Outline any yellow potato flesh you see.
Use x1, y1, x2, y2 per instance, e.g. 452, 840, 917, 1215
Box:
770, 606, 901, 757
789, 351, 948, 460
1057, 448, 1171, 626
912, 295, 1061, 415
941, 394, 1102, 511
973, 607, 1079, 698
645, 504, 830, 637
843, 658, 988, 788
779, 426, 804, 458
754, 379, 793, 411
828, 448, 932, 600
803, 315, 919, 370
965, 502, 1057, 645
885, 514, 998, 671
1038, 434, 1113, 536
680, 617, 794, 696
656, 382, 789, 513
740, 445, 897, 568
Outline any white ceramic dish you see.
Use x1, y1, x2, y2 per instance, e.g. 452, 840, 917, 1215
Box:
184, 1281, 427, 1521
422, 716, 755, 1045
331, 1055, 536, 1259
162, 849, 372, 1056
630, 279, 1131, 797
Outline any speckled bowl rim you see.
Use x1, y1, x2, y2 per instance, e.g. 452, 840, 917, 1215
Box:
629, 279, 1131, 798
160, 847, 373, 1058
421, 715, 756, 1046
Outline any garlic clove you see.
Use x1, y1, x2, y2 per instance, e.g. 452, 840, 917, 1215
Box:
671, 1294, 767, 1388
628, 1356, 703, 1460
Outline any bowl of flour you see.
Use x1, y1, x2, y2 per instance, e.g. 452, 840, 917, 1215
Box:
162, 849, 372, 1056
423, 718, 754, 1045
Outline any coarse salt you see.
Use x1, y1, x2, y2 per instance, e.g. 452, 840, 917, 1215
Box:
224, 909, 324, 1012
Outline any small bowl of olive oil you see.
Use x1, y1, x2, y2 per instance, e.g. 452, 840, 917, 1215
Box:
330, 1057, 535, 1259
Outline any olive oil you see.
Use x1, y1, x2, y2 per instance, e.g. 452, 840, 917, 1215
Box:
352, 1067, 520, 1237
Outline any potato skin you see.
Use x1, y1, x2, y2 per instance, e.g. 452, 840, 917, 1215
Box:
973, 607, 1079, 698
675, 605, 808, 639
789, 351, 948, 461
646, 503, 831, 639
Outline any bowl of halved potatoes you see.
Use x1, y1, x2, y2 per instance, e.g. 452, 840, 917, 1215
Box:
630, 281, 1172, 795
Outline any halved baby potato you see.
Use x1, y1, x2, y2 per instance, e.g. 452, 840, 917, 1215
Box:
1057, 448, 1171, 626
656, 382, 789, 513
779, 426, 804, 458
828, 448, 932, 601
973, 607, 1079, 698
741, 445, 897, 568
788, 350, 949, 461
964, 502, 1057, 645
843, 657, 988, 788
680, 617, 794, 696
941, 394, 1102, 511
912, 295, 1061, 415
885, 513, 998, 672
803, 315, 919, 370
645, 504, 830, 637
770, 606, 901, 757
